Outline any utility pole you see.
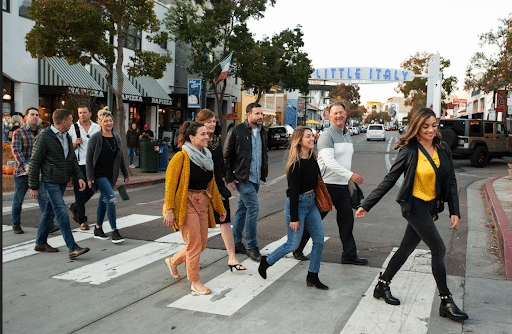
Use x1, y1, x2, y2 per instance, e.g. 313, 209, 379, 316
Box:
201, 47, 208, 110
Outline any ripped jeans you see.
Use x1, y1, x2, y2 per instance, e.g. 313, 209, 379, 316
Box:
95, 177, 117, 230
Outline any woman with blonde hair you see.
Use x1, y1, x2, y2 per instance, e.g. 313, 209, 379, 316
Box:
356, 108, 468, 321
86, 110, 130, 243
163, 121, 226, 295
258, 126, 328, 290
195, 109, 246, 271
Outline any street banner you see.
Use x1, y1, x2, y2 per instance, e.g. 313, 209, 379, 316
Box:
188, 79, 201, 108
496, 90, 507, 113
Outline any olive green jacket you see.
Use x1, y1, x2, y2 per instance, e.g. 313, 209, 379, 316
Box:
28, 127, 84, 190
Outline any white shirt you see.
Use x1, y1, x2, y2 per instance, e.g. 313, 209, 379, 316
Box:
68, 120, 101, 165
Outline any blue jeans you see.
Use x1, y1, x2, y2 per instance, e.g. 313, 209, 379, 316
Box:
232, 181, 260, 249
95, 177, 117, 230
36, 183, 79, 252
11, 175, 49, 226
267, 192, 324, 273
127, 147, 136, 165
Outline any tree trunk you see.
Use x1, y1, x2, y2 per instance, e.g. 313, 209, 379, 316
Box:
115, 23, 129, 170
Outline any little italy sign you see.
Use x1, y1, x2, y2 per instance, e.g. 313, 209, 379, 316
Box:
310, 67, 417, 84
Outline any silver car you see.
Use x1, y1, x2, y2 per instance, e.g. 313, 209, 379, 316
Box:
366, 124, 386, 141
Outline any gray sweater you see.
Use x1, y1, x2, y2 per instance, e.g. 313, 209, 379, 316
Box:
86, 131, 129, 185
317, 125, 354, 185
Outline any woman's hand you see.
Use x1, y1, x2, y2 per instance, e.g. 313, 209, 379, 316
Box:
355, 207, 367, 218
450, 215, 459, 230
164, 209, 178, 230
88, 180, 94, 188
219, 212, 227, 222
125, 177, 130, 184
289, 221, 299, 232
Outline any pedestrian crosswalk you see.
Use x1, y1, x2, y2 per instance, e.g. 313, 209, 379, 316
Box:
2, 211, 457, 332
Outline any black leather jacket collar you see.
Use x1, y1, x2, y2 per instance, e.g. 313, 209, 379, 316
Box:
361, 141, 460, 218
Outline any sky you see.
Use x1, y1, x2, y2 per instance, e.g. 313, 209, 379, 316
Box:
246, 0, 512, 106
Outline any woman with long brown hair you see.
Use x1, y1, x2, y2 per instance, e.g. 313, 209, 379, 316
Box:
258, 126, 328, 290
355, 108, 468, 321
195, 109, 246, 271
162, 121, 226, 295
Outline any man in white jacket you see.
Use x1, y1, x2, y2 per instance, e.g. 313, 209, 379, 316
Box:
293, 102, 368, 265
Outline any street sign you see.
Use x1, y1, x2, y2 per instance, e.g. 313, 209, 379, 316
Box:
310, 67, 415, 84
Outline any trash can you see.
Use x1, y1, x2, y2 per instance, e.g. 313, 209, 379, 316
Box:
139, 139, 159, 173
159, 142, 169, 171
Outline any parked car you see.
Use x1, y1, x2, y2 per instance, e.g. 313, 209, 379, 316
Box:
398, 125, 408, 135
349, 127, 359, 135
268, 126, 290, 149
439, 119, 512, 167
359, 126, 366, 133
366, 124, 386, 141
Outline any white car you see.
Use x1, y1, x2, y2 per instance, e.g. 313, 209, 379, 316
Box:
350, 127, 359, 135
366, 124, 386, 141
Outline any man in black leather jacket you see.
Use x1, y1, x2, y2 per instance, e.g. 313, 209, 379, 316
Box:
223, 103, 268, 262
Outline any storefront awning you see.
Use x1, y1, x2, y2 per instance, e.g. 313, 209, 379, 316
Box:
39, 57, 104, 96
90, 64, 142, 102
129, 76, 172, 105
262, 110, 276, 116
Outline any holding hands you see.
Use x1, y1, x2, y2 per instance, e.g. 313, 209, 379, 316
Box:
355, 207, 367, 218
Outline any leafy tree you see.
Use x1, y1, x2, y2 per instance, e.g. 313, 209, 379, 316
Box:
365, 111, 391, 124
465, 17, 512, 92
164, 0, 275, 135
25, 0, 172, 146
235, 26, 313, 103
395, 52, 458, 114
329, 83, 361, 114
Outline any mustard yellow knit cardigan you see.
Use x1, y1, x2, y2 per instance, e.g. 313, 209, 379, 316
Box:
162, 150, 225, 230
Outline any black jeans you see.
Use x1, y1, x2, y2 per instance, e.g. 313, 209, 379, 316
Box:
70, 165, 95, 224
382, 197, 450, 296
296, 184, 357, 260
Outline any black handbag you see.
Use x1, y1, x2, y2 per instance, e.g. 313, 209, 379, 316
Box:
348, 180, 364, 209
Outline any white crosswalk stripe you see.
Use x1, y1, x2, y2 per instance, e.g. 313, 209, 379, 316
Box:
53, 227, 221, 285
168, 236, 329, 316
3, 202, 40, 214
2, 214, 160, 262
340, 248, 436, 334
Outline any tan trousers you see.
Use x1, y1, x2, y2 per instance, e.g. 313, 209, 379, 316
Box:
171, 190, 210, 282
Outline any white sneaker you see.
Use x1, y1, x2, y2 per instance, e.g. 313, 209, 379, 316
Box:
129, 164, 135, 168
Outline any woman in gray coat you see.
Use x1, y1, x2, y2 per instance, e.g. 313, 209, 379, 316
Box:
86, 110, 129, 243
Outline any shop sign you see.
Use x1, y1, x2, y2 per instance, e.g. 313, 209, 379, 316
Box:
223, 112, 237, 120
122, 94, 143, 102
151, 97, 172, 105
188, 79, 201, 108
310, 67, 415, 84
68, 87, 104, 98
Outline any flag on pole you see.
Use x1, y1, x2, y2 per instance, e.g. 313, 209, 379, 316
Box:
215, 52, 233, 85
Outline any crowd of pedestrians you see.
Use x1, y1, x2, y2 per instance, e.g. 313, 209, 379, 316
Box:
9, 102, 468, 321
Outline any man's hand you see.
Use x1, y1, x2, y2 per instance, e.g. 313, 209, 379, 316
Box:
350, 173, 363, 184
73, 138, 83, 148
78, 179, 86, 191
355, 207, 367, 218
88, 180, 94, 188
227, 180, 239, 190
125, 177, 130, 184
30, 189, 38, 200
24, 166, 29, 173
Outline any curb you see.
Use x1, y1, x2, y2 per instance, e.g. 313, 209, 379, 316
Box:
63, 177, 166, 196
484, 176, 512, 281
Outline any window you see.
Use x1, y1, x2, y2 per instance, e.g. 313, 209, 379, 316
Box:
484, 122, 493, 134
160, 40, 167, 50
123, 27, 142, 50
19, 0, 31, 18
469, 121, 482, 136
3, 0, 9, 12
496, 123, 506, 135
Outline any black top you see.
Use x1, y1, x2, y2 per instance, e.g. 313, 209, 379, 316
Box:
94, 136, 118, 180
286, 155, 320, 222
189, 161, 213, 190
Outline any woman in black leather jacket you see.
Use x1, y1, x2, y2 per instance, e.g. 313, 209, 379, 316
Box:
355, 108, 468, 321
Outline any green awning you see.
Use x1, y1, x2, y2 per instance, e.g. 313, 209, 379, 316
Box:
130, 76, 172, 105
90, 64, 142, 98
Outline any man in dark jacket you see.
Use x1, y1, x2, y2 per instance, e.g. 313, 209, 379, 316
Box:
29, 109, 90, 259
223, 103, 268, 262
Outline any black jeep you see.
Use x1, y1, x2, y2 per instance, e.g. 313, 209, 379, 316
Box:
439, 119, 512, 167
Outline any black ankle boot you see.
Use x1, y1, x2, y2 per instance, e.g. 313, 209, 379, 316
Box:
306, 271, 329, 290
373, 273, 400, 305
439, 295, 468, 321
258, 256, 271, 279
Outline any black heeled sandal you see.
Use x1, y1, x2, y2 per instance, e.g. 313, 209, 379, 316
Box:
229, 263, 247, 271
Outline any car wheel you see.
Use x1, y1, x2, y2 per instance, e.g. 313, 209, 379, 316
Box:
366, 138, 370, 141
441, 128, 457, 149
470, 146, 489, 168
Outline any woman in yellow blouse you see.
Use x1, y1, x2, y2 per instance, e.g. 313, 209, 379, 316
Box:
356, 108, 468, 321
162, 121, 226, 295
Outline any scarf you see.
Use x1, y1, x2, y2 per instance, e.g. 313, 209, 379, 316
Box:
182, 142, 214, 171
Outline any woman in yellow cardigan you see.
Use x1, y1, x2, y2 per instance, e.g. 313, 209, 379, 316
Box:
163, 121, 226, 295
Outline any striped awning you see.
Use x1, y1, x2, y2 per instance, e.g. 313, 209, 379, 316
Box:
90, 64, 142, 101
39, 57, 104, 96
130, 76, 172, 105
